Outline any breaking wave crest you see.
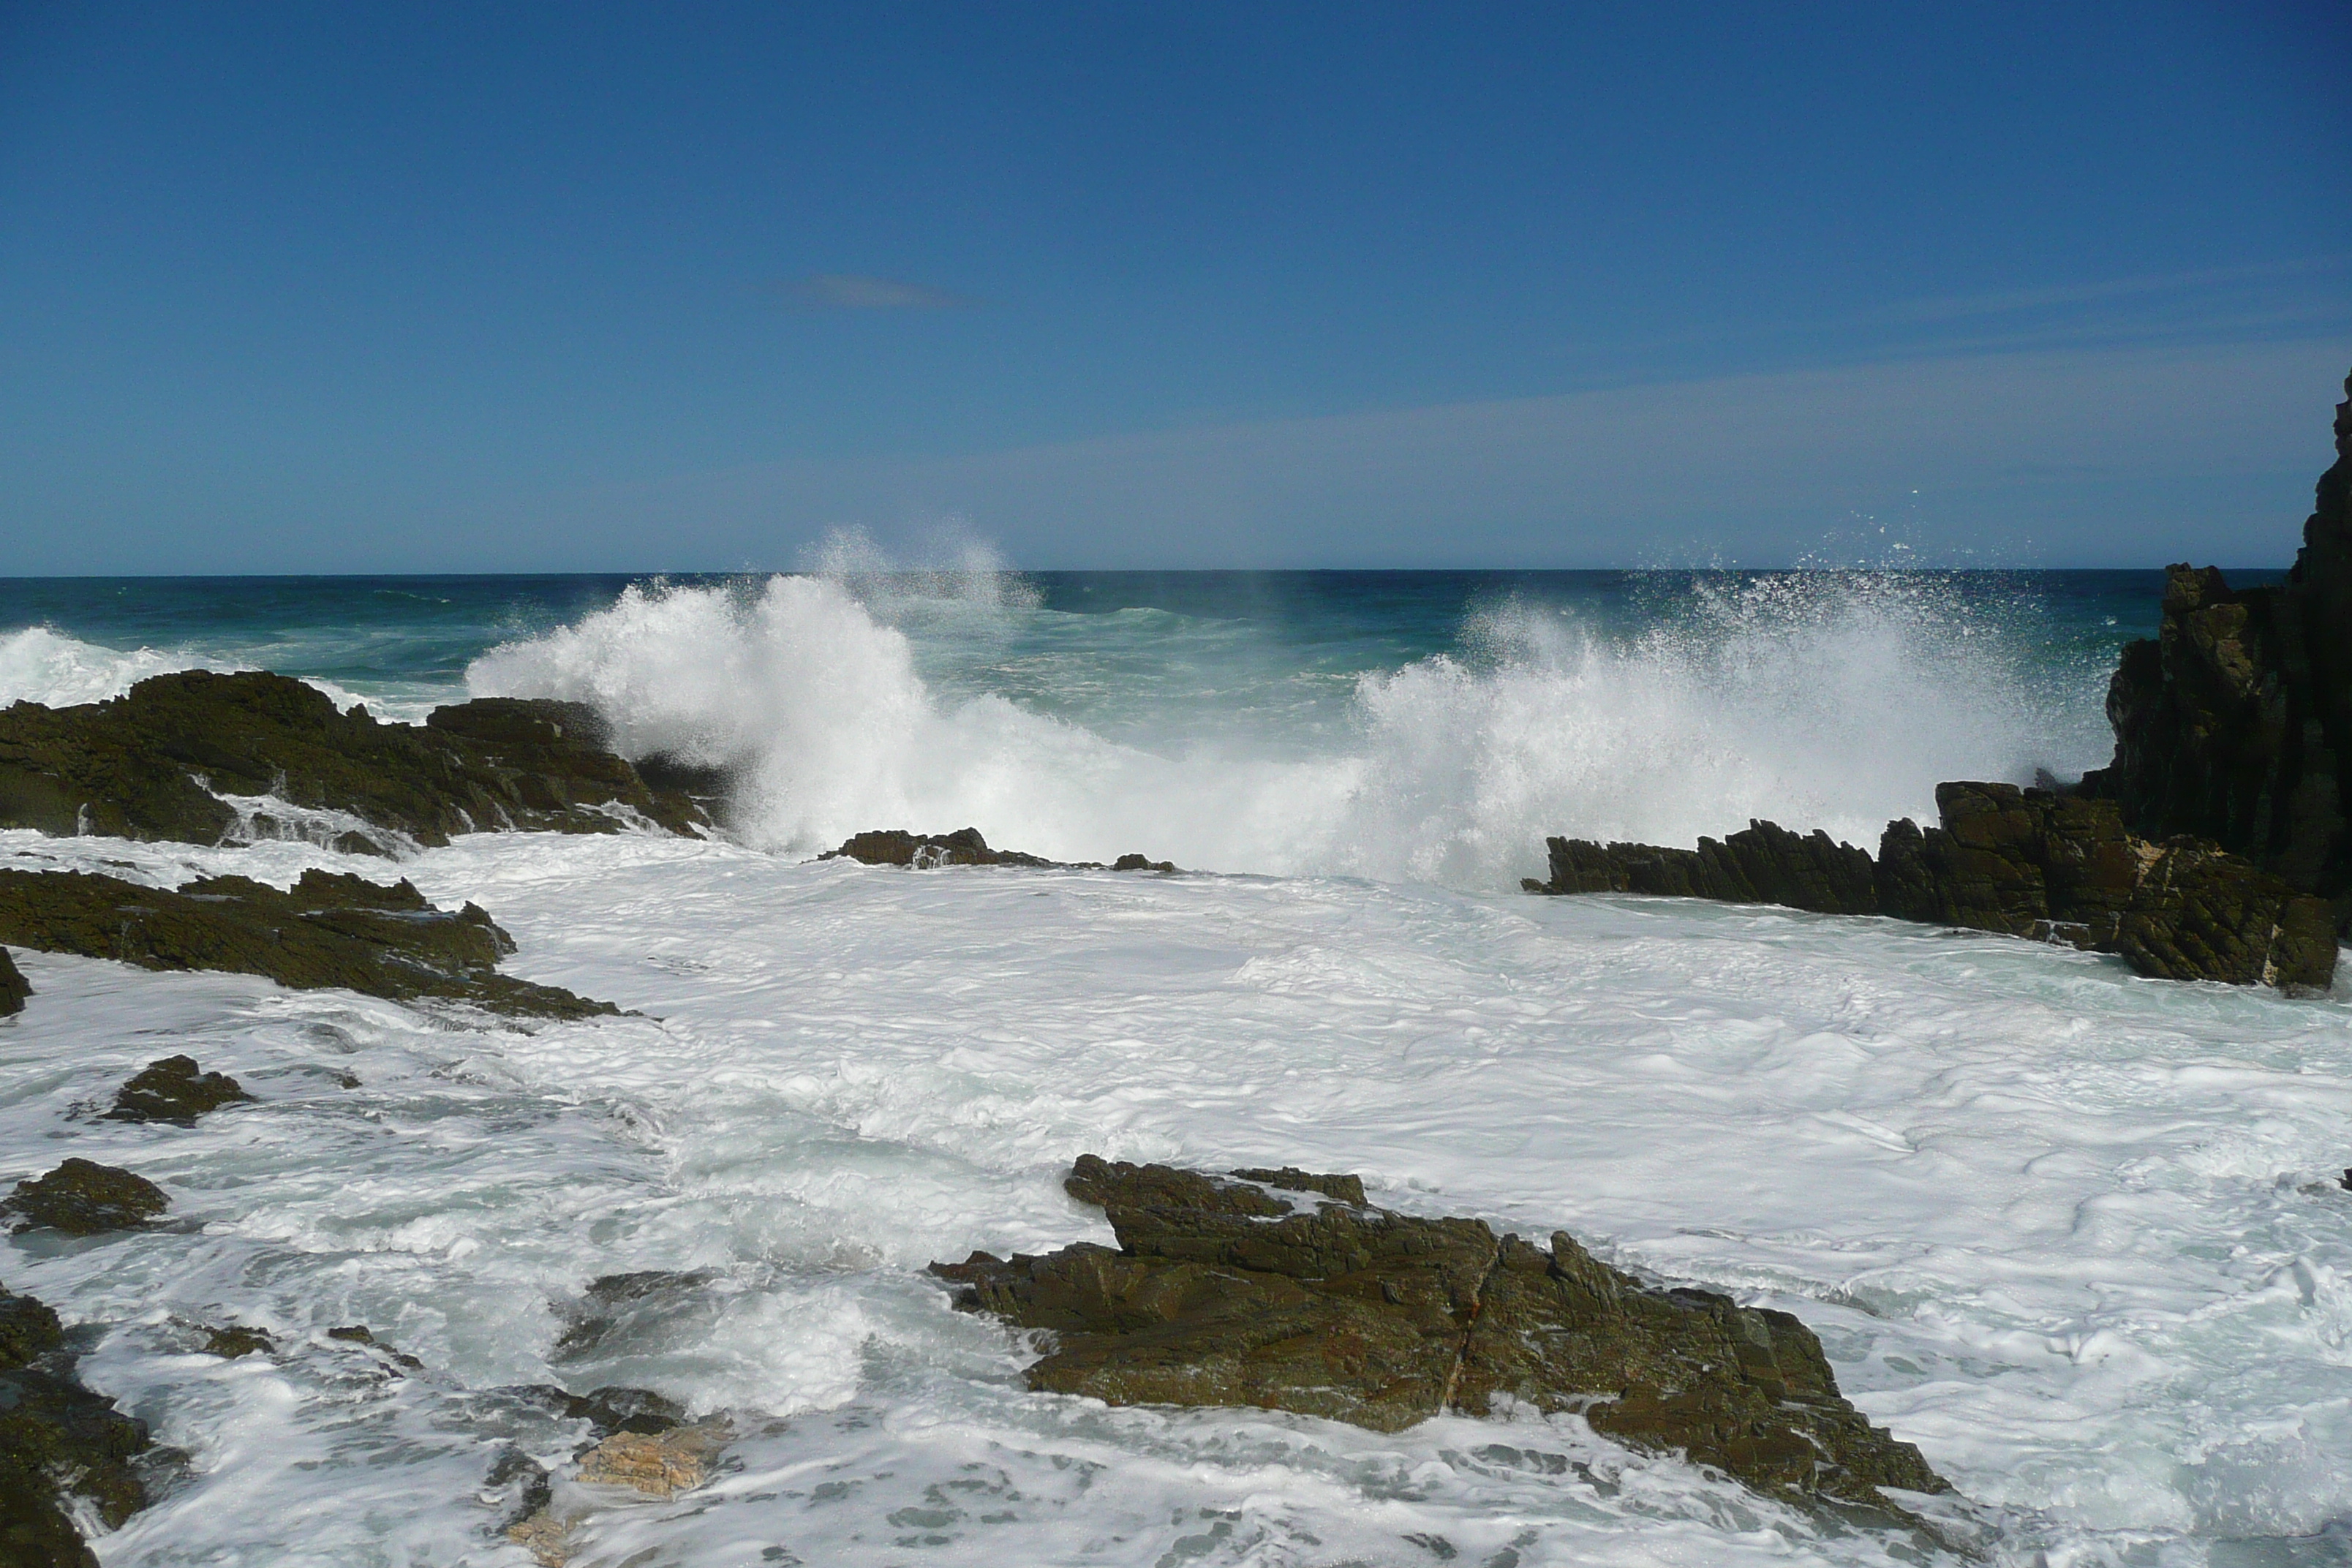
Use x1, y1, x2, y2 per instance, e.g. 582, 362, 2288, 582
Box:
467, 567, 2111, 886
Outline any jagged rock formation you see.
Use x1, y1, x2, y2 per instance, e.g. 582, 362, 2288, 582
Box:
1, 1160, 169, 1235
0, 671, 709, 851
0, 946, 26, 1017
0, 1282, 154, 1567
932, 1156, 1946, 1509
104, 1055, 253, 1125
2077, 373, 2352, 932
1529, 782, 2336, 990
823, 826, 1180, 873
0, 867, 617, 1018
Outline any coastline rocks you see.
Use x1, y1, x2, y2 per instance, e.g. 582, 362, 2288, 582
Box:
2, 1160, 169, 1236
2080, 373, 2352, 932
823, 826, 1181, 873
104, 1055, 253, 1126
0, 867, 617, 1019
932, 1156, 1945, 1508
0, 1281, 154, 1563
1531, 782, 2336, 991
0, 946, 27, 1017
0, 671, 709, 850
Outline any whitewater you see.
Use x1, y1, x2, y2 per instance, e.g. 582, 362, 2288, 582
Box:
3, 567, 2348, 1567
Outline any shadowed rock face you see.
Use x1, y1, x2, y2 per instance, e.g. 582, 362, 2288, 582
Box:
0, 1281, 154, 1564
0, 867, 617, 1018
1, 1160, 168, 1235
932, 1157, 1946, 1509
105, 1055, 254, 1126
0, 946, 26, 1017
1531, 781, 2336, 991
0, 671, 709, 849
2077, 373, 2352, 932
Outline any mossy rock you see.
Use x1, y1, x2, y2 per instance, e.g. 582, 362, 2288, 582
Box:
0, 1281, 154, 1556
935, 1156, 1948, 1509
0, 670, 709, 848
0, 866, 617, 1019
105, 1055, 254, 1126
1, 1160, 167, 1236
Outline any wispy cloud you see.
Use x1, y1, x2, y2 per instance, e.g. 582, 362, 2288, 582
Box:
775, 274, 979, 311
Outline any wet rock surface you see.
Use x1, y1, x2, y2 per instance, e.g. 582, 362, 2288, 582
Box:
2, 1159, 169, 1236
2080, 372, 2352, 933
0, 671, 709, 849
932, 1156, 1946, 1508
823, 826, 1179, 873
1531, 781, 2337, 990
104, 1055, 254, 1126
0, 1281, 154, 1565
0, 946, 27, 1017
0, 866, 618, 1018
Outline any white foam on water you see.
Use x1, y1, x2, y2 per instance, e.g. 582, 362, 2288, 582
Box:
4, 826, 2348, 1566
0, 626, 377, 715
464, 570, 2108, 886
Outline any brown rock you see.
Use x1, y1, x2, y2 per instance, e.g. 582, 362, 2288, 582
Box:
933, 1157, 1946, 1507
1, 1159, 168, 1235
576, 1422, 728, 1498
104, 1054, 254, 1126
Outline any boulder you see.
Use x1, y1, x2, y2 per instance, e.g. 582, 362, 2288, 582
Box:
932, 1157, 1945, 1509
0, 867, 618, 1019
0, 1281, 154, 1561
1, 1160, 168, 1235
103, 1055, 254, 1126
0, 946, 27, 1017
0, 671, 709, 849
1533, 783, 2336, 991
822, 827, 1180, 874
2078, 371, 2352, 933
200, 1325, 273, 1360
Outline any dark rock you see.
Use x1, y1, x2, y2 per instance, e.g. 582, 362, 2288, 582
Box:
0, 671, 709, 850
2078, 371, 2352, 932
0, 867, 618, 1019
552, 1269, 720, 1362
823, 828, 1180, 874
482, 1444, 554, 1532
1112, 853, 1179, 873
506, 1382, 687, 1439
1536, 783, 2336, 991
0, 1281, 154, 1557
932, 1156, 1945, 1508
0, 946, 27, 1017
821, 826, 1055, 869
200, 1324, 273, 1360
103, 1055, 254, 1126
325, 1324, 423, 1368
1, 1160, 168, 1235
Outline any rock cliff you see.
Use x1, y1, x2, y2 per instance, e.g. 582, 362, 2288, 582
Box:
2078, 370, 2352, 932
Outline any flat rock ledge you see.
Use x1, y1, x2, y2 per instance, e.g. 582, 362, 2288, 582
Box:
823, 826, 1177, 873
0, 670, 712, 851
0, 866, 617, 1019
932, 1156, 1946, 1510
1529, 781, 2337, 992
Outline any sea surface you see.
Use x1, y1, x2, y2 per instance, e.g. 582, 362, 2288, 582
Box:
4, 568, 2350, 1567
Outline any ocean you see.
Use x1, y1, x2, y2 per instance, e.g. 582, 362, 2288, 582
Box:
3, 567, 2349, 1567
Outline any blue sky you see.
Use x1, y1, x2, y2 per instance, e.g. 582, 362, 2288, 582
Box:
2, 2, 2348, 572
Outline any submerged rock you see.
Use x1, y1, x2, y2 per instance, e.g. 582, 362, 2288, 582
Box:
0, 946, 27, 1017
932, 1156, 1946, 1509
2080, 373, 2352, 933
551, 1269, 719, 1362
1531, 782, 2336, 991
199, 1325, 273, 1360
823, 827, 1180, 874
1, 1159, 169, 1235
0, 867, 618, 1019
0, 671, 709, 849
103, 1055, 254, 1126
0, 1281, 154, 1563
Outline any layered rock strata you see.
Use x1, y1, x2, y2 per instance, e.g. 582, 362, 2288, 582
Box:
0, 867, 617, 1018
2076, 377, 2352, 932
932, 1156, 1945, 1509
1529, 782, 2336, 990
0, 671, 709, 850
